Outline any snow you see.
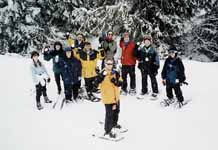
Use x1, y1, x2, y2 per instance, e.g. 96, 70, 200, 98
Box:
0, 54, 218, 150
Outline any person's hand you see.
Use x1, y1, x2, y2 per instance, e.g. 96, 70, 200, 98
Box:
47, 78, 51, 83
112, 104, 117, 110
42, 47, 49, 54
162, 80, 166, 86
110, 77, 117, 84
96, 66, 100, 73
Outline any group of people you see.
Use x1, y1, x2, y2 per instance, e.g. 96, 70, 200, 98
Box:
30, 30, 186, 139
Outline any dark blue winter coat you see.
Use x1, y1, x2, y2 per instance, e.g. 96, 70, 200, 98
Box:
74, 39, 85, 50
59, 54, 82, 85
161, 57, 186, 84
135, 45, 160, 74
43, 43, 64, 74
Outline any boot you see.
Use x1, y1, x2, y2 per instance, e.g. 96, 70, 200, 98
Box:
120, 89, 127, 96
36, 102, 43, 110
129, 88, 136, 96
104, 131, 117, 139
44, 96, 52, 103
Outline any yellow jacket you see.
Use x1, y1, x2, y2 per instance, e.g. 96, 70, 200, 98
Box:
66, 38, 74, 47
73, 48, 104, 78
99, 70, 122, 104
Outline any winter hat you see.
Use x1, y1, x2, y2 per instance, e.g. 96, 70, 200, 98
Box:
64, 47, 72, 52
31, 51, 39, 58
168, 47, 178, 53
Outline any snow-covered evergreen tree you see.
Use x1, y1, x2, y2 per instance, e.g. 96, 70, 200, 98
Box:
0, 0, 217, 61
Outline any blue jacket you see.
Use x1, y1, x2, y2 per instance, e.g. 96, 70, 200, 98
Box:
59, 55, 82, 85
44, 50, 64, 74
74, 40, 85, 50
161, 57, 186, 84
135, 45, 160, 74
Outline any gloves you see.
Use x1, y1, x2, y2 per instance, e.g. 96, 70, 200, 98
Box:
110, 77, 117, 84
47, 78, 51, 83
71, 43, 75, 48
42, 47, 49, 54
110, 77, 122, 87
95, 70, 107, 84
65, 32, 70, 39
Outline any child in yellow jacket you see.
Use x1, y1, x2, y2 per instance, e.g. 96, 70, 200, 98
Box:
94, 57, 123, 138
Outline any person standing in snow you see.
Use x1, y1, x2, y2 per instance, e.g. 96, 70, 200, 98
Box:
30, 51, 52, 110
161, 47, 186, 107
135, 35, 160, 98
59, 47, 82, 102
74, 33, 86, 50
94, 57, 123, 139
72, 33, 86, 91
73, 42, 105, 101
99, 30, 117, 69
119, 30, 137, 95
43, 41, 64, 94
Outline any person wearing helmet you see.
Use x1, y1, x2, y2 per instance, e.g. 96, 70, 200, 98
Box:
59, 47, 82, 103
30, 51, 52, 110
135, 35, 160, 99
161, 47, 186, 108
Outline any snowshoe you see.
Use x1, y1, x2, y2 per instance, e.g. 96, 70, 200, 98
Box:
87, 93, 101, 102
136, 91, 150, 100
104, 131, 117, 139
113, 124, 128, 133
160, 98, 175, 107
150, 93, 158, 101
44, 96, 52, 103
174, 100, 191, 109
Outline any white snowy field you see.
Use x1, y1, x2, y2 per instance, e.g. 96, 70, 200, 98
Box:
0, 54, 218, 150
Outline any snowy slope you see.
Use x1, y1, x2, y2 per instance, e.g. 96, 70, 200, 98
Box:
0, 54, 218, 150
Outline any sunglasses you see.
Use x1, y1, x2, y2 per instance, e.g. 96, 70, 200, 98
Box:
106, 63, 113, 66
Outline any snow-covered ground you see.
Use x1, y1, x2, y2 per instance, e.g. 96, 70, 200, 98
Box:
0, 54, 218, 150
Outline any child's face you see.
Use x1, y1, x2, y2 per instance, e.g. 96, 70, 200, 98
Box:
84, 44, 91, 51
169, 52, 176, 58
55, 45, 61, 51
105, 60, 113, 70
66, 51, 71, 58
33, 55, 39, 62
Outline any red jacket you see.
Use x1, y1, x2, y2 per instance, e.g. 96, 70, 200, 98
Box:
120, 40, 136, 65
